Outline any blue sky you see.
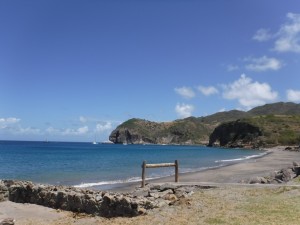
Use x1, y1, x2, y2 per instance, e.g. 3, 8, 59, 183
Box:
1, 0, 300, 142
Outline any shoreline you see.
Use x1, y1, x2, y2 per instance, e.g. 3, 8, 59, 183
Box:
95, 146, 299, 192
152, 146, 299, 183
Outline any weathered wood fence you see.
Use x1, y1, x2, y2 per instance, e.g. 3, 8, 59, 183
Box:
141, 160, 179, 188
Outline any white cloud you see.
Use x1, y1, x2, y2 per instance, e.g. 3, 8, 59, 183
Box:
62, 126, 89, 136
253, 28, 273, 42
218, 108, 226, 112
175, 103, 194, 118
0, 117, 21, 128
174, 87, 195, 99
96, 122, 113, 132
287, 89, 300, 102
274, 13, 300, 53
46, 127, 60, 134
244, 56, 283, 72
17, 126, 40, 135
222, 74, 278, 109
198, 86, 219, 96
0, 117, 40, 135
227, 64, 239, 72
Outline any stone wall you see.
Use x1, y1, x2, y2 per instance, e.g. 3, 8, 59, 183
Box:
0, 180, 198, 218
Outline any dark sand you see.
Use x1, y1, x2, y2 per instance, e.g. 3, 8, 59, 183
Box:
103, 146, 300, 192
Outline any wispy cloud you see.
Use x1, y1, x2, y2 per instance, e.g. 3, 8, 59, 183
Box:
46, 126, 89, 136
286, 89, 300, 102
0, 117, 21, 128
0, 117, 41, 135
253, 28, 273, 42
174, 86, 195, 99
254, 13, 300, 53
79, 116, 88, 123
274, 13, 300, 53
198, 85, 219, 96
175, 103, 194, 118
95, 122, 113, 132
62, 126, 89, 136
244, 56, 283, 72
222, 74, 278, 109
227, 64, 239, 72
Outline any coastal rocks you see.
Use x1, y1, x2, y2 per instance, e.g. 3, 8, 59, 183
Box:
243, 162, 300, 184
208, 120, 262, 148
284, 146, 300, 152
0, 180, 11, 202
2, 180, 144, 217
0, 180, 199, 218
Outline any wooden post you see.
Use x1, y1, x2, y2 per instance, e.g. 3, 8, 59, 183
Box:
175, 160, 179, 182
141, 160, 179, 187
141, 160, 146, 188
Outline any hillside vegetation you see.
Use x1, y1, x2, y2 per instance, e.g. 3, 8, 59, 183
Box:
109, 102, 300, 147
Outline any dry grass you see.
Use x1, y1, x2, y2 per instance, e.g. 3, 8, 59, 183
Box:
16, 186, 300, 225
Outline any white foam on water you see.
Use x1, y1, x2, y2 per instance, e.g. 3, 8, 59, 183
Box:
215, 152, 268, 163
73, 176, 159, 188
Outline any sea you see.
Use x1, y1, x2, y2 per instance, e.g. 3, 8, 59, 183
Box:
0, 141, 267, 190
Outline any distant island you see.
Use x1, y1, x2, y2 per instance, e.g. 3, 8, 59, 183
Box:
109, 102, 300, 148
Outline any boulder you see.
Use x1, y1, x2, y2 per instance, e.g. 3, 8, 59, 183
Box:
249, 177, 268, 184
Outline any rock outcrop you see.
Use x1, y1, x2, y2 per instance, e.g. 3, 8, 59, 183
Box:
0, 180, 199, 218
109, 118, 211, 145
241, 161, 300, 184
208, 120, 262, 148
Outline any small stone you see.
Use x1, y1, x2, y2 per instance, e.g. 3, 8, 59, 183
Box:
138, 207, 147, 215
159, 183, 176, 192
163, 194, 178, 202
95, 195, 102, 202
0, 218, 15, 225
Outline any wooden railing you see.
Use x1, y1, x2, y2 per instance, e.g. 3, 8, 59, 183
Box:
141, 160, 179, 188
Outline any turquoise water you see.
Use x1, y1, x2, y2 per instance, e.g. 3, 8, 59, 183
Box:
0, 141, 266, 188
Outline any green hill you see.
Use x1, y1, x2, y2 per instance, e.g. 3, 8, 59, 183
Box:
109, 102, 300, 147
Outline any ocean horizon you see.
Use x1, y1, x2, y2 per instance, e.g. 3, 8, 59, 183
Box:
0, 141, 266, 189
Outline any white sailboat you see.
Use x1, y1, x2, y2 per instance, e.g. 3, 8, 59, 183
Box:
92, 134, 98, 145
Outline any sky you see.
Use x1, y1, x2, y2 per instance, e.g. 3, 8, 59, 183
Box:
1, 0, 300, 142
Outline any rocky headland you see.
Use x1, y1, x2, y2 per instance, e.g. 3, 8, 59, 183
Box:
109, 102, 300, 148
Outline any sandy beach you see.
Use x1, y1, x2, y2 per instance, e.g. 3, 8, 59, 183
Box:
107, 146, 300, 192
1, 146, 300, 225
153, 146, 300, 184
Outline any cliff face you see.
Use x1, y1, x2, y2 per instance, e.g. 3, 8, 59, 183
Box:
208, 121, 262, 148
109, 118, 211, 145
109, 127, 154, 144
